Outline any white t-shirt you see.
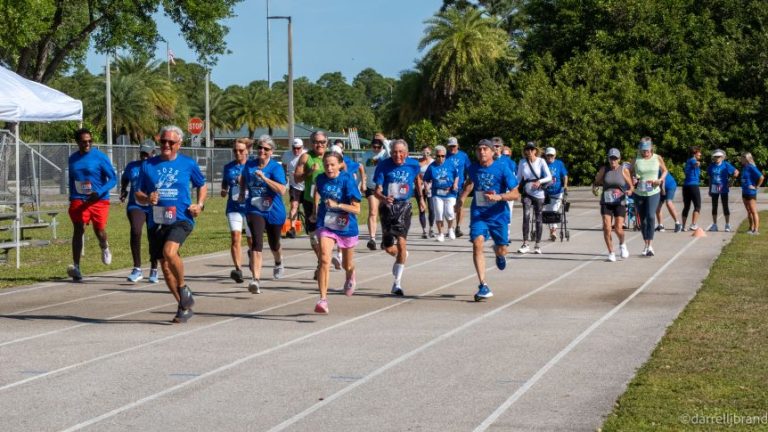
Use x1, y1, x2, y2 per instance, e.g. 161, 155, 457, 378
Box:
516, 157, 552, 199
282, 149, 306, 190
362, 149, 388, 189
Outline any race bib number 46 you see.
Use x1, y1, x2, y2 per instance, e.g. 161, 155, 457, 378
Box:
153, 206, 177, 225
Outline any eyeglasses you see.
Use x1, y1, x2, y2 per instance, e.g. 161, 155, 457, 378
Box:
435, 155, 446, 158
256, 146, 273, 152
313, 140, 327, 145
159, 139, 179, 145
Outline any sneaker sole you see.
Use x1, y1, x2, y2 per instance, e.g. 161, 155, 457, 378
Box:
172, 309, 193, 323
314, 305, 329, 314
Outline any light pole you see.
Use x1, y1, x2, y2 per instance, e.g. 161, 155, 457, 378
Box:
105, 52, 113, 164
267, 15, 293, 148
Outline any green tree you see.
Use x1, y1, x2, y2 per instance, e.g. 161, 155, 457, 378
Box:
225, 83, 288, 137
0, 0, 240, 83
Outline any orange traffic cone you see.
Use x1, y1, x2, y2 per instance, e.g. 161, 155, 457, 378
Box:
692, 227, 707, 238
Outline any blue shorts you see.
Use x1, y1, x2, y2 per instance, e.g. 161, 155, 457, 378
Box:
661, 185, 677, 202
470, 220, 509, 246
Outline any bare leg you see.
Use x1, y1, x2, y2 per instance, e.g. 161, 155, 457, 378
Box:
72, 222, 85, 266
602, 215, 614, 253
318, 236, 334, 299
472, 236, 485, 284
230, 230, 242, 270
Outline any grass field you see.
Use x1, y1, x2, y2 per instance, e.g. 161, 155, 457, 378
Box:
602, 212, 768, 431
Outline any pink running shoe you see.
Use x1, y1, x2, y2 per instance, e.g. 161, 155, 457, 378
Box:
314, 299, 329, 314
344, 274, 356, 297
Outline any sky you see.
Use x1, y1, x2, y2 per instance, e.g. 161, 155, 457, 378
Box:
86, 0, 444, 88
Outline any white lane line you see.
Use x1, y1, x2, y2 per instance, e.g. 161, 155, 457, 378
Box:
267, 258, 601, 431
55, 253, 457, 432
1, 253, 456, 393
0, 249, 384, 347
472, 237, 700, 432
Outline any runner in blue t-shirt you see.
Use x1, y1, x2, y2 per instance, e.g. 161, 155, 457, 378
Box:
706, 149, 739, 232
492, 137, 517, 237
66, 128, 117, 282
681, 146, 703, 230
374, 139, 426, 296
423, 145, 460, 241
655, 170, 682, 232
445, 137, 471, 237
136, 126, 207, 323
311, 152, 363, 314
739, 152, 764, 234
119, 140, 158, 283
239, 135, 287, 294
543, 147, 569, 241
459, 139, 519, 302
220, 137, 253, 285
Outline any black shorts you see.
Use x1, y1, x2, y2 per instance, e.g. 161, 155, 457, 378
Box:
600, 203, 627, 218
380, 201, 412, 247
149, 221, 193, 261
365, 187, 376, 198
303, 199, 317, 233
743, 194, 757, 200
289, 186, 303, 203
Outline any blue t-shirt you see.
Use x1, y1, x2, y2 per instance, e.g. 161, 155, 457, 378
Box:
707, 161, 737, 194
316, 171, 362, 237
468, 162, 518, 225
343, 156, 361, 183
221, 160, 247, 214
499, 155, 517, 179
741, 164, 763, 196
446, 150, 471, 187
373, 157, 422, 201
545, 159, 568, 195
242, 158, 287, 225
663, 171, 677, 190
138, 154, 206, 228
423, 161, 460, 199
683, 157, 701, 186
68, 148, 117, 201
121, 160, 148, 212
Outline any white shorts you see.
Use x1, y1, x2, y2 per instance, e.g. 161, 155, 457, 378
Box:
432, 196, 456, 222
227, 212, 252, 236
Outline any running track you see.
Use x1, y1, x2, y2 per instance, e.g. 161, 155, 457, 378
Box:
0, 189, 755, 431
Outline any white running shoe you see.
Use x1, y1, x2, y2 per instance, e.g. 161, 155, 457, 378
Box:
331, 254, 342, 270
607, 252, 616, 262
101, 247, 112, 265
724, 224, 732, 232
646, 246, 655, 257
517, 243, 530, 254
533, 244, 542, 254
619, 243, 629, 259
436, 233, 445, 242
641, 246, 649, 257
448, 228, 456, 240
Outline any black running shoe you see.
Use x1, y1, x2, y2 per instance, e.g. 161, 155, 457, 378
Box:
172, 306, 194, 323
179, 285, 195, 309
367, 239, 376, 250
230, 269, 244, 283
454, 227, 464, 238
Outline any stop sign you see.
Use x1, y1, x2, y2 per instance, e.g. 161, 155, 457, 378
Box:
188, 117, 204, 135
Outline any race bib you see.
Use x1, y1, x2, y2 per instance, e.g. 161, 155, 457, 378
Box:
637, 180, 655, 192
388, 182, 409, 200
603, 189, 624, 204
152, 206, 177, 225
436, 188, 451, 197
74, 180, 92, 195
710, 184, 723, 194
250, 196, 273, 211
324, 210, 350, 231
475, 190, 492, 207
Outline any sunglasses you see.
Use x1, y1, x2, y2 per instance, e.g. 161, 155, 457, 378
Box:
435, 155, 446, 158
256, 146, 273, 152
159, 139, 179, 145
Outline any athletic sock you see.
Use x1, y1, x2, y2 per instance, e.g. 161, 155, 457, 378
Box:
393, 263, 404, 284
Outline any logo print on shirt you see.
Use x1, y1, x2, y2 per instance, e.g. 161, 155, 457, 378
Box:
155, 167, 179, 189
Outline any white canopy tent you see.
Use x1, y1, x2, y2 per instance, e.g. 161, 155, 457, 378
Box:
0, 65, 83, 268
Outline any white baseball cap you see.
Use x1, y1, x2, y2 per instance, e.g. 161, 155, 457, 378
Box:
329, 145, 343, 154
292, 138, 304, 148
712, 149, 725, 158
447, 137, 459, 146
545, 147, 556, 156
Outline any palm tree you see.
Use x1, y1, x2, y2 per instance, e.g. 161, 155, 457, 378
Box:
419, 7, 511, 100
225, 84, 288, 137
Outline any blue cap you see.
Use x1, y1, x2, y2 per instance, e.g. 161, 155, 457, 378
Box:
639, 140, 652, 151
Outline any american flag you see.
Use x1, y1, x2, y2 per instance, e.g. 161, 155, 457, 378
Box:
167, 49, 176, 65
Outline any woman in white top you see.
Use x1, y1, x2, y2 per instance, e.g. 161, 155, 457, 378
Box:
516, 141, 552, 254
417, 146, 435, 238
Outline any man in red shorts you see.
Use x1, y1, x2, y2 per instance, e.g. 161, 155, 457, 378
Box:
67, 128, 117, 281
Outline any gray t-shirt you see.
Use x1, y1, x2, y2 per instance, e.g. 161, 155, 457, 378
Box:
281, 149, 306, 190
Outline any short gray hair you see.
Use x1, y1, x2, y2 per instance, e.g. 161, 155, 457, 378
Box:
391, 138, 409, 153
310, 130, 327, 143
257, 134, 274, 148
160, 125, 184, 141
434, 145, 447, 155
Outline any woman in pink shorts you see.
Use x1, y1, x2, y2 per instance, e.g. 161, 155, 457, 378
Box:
310, 152, 362, 313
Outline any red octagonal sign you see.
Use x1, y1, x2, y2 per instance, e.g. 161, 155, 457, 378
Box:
188, 117, 204, 135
